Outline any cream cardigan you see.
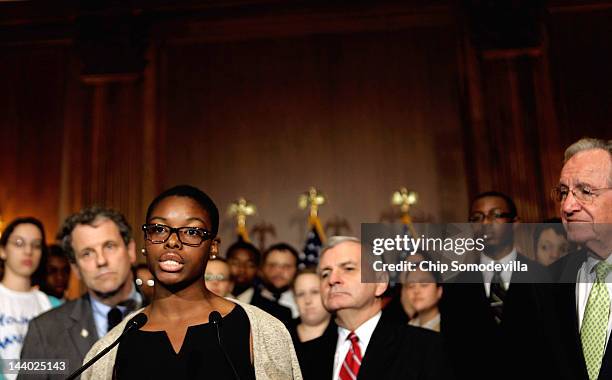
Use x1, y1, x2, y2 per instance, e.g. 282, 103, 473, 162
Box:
81, 300, 303, 380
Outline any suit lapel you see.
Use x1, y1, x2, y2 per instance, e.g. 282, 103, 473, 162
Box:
511, 253, 536, 283
66, 294, 99, 359
357, 315, 397, 380
598, 336, 612, 379
556, 252, 589, 379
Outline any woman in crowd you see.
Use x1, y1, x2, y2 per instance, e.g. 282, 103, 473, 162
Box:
205, 257, 234, 298
533, 218, 568, 266
402, 260, 443, 332
39, 244, 70, 301
82, 185, 302, 380
0, 217, 59, 378
290, 267, 331, 345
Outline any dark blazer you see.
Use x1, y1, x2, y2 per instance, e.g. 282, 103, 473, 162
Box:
250, 287, 293, 326
298, 310, 453, 380
17, 294, 99, 380
547, 250, 612, 380
439, 253, 552, 380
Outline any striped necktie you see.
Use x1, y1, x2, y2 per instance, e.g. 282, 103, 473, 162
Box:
489, 270, 507, 324
339, 331, 362, 380
581, 261, 612, 380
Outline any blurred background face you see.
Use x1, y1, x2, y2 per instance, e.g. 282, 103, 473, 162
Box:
45, 255, 70, 298
228, 248, 258, 287
470, 196, 515, 248
71, 218, 136, 295
262, 249, 297, 290
205, 260, 233, 297
402, 270, 442, 315
294, 273, 329, 326
536, 228, 568, 266
0, 223, 43, 279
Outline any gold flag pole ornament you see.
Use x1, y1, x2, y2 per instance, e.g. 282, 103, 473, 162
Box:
228, 197, 256, 243
392, 187, 418, 237
298, 187, 327, 243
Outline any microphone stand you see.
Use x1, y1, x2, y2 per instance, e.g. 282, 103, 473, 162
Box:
65, 313, 148, 380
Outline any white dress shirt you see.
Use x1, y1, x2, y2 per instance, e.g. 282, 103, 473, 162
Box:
576, 254, 612, 351
236, 287, 255, 303
90, 284, 142, 339
333, 311, 382, 380
259, 287, 300, 318
480, 248, 517, 297
408, 313, 441, 332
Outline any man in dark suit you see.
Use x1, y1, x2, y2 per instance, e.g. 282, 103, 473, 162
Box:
18, 207, 142, 379
439, 191, 551, 380
250, 243, 299, 325
299, 236, 451, 380
547, 138, 612, 380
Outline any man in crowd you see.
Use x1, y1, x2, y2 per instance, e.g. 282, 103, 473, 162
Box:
18, 207, 142, 379
440, 191, 550, 380
255, 242, 300, 318
550, 137, 612, 380
299, 236, 450, 380
226, 240, 260, 301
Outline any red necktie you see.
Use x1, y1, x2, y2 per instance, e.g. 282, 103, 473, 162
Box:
339, 332, 362, 380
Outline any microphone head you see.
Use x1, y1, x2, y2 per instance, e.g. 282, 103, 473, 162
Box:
128, 313, 148, 330
209, 311, 222, 325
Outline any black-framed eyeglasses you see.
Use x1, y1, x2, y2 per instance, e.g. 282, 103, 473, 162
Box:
551, 184, 612, 204
468, 209, 515, 223
142, 224, 213, 247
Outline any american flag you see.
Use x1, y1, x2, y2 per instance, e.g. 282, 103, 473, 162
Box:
299, 221, 325, 269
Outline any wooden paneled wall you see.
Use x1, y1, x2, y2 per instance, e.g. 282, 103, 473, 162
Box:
0, 0, 611, 259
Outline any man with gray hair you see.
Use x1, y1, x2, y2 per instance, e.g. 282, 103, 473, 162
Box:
298, 236, 451, 380
550, 137, 612, 380
18, 207, 142, 379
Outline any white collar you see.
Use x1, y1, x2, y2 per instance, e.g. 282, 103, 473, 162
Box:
481, 247, 517, 284
337, 311, 382, 351
584, 253, 612, 280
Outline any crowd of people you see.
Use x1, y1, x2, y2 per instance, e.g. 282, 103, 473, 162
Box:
0, 136, 611, 380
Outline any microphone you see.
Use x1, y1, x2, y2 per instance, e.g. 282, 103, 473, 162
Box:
65, 313, 148, 380
209, 311, 241, 380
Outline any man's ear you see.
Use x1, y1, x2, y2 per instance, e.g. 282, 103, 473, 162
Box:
70, 263, 82, 281
127, 240, 137, 264
374, 281, 388, 298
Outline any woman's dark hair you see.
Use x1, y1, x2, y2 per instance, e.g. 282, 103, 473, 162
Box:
47, 244, 68, 260
0, 217, 48, 285
403, 251, 443, 286
225, 240, 261, 266
291, 265, 318, 291
146, 185, 220, 237
533, 217, 567, 253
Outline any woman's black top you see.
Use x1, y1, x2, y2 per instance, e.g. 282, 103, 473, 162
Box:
114, 304, 255, 380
